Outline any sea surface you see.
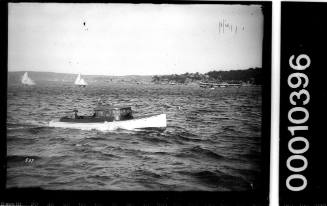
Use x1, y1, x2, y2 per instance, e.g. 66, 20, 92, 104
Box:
7, 83, 262, 191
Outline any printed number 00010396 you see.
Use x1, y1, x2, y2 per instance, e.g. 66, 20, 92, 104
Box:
286, 54, 311, 192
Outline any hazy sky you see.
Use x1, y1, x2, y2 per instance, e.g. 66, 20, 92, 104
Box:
8, 3, 264, 76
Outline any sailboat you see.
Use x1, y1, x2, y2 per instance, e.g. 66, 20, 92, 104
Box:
21, 72, 35, 86
74, 74, 88, 87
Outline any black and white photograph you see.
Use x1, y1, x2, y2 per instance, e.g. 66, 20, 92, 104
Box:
5, 1, 270, 199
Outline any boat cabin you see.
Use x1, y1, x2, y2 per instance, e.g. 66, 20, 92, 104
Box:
93, 105, 133, 121
60, 105, 133, 123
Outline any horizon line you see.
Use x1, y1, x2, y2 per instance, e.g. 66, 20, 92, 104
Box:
9, 67, 262, 76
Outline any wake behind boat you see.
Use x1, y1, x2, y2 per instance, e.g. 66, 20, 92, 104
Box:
49, 105, 167, 130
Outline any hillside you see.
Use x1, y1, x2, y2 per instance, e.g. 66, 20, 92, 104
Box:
152, 68, 263, 85
8, 71, 153, 85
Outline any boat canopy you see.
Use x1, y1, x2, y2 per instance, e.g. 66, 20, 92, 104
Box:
94, 105, 132, 111
93, 105, 133, 120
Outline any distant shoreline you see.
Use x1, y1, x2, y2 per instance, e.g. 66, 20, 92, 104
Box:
8, 71, 153, 77
8, 68, 263, 86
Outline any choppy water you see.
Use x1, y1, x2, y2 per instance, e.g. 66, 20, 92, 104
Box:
7, 83, 262, 191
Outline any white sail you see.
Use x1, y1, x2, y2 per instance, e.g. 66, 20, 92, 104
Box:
74, 74, 87, 86
79, 78, 87, 85
74, 74, 81, 84
21, 72, 35, 85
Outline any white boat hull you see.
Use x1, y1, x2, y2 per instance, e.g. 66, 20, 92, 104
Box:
49, 114, 166, 131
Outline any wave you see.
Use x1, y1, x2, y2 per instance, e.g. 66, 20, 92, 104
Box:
162, 129, 203, 144
175, 134, 203, 143
133, 169, 162, 179
141, 136, 171, 144
7, 121, 50, 131
194, 108, 216, 113
73, 145, 122, 160
178, 169, 250, 190
7, 136, 38, 145
176, 146, 224, 161
97, 128, 143, 134
7, 125, 40, 131
7, 125, 29, 131
99, 145, 170, 157
85, 136, 108, 141
21, 120, 49, 127
7, 155, 42, 163
191, 170, 222, 183
86, 174, 112, 182
100, 152, 120, 159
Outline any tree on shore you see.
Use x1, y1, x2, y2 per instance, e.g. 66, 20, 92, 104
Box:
151, 68, 263, 85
